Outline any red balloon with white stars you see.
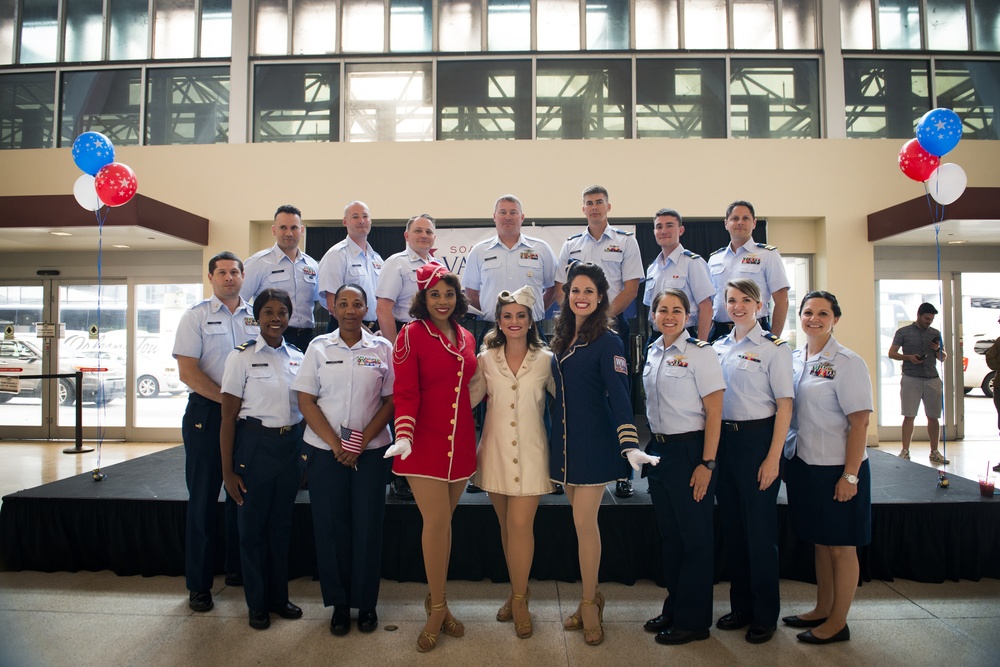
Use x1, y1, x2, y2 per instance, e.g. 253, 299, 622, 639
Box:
898, 138, 940, 183
94, 162, 138, 207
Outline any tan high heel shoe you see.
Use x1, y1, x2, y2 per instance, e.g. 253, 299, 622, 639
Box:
581, 592, 605, 646
497, 586, 530, 622
512, 591, 533, 639
417, 598, 446, 653
425, 593, 464, 637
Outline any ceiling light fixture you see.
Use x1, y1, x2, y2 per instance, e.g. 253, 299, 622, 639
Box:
49, 231, 72, 236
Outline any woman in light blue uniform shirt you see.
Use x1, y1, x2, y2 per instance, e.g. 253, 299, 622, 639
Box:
220, 288, 305, 631
782, 291, 872, 645
711, 279, 793, 644
641, 288, 725, 646
292, 284, 394, 637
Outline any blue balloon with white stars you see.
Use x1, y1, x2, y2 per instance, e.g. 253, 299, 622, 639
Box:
915, 108, 962, 157
71, 131, 115, 176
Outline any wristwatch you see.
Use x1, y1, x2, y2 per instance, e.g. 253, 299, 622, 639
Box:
841, 472, 859, 485
701, 459, 716, 471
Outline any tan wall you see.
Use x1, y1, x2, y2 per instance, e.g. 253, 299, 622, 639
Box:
2, 138, 999, 439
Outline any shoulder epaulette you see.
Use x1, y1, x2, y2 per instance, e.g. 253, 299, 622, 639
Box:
686, 337, 710, 347
567, 232, 584, 240
236, 339, 255, 351
755, 243, 778, 251
612, 228, 634, 236
763, 332, 787, 346
709, 247, 726, 257
682, 249, 703, 260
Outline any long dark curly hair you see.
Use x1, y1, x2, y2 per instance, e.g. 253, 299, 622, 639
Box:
550, 262, 614, 356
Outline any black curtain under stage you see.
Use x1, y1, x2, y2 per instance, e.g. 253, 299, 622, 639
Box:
2, 447, 999, 584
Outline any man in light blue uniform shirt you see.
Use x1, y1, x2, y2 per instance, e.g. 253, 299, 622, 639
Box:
173, 251, 260, 613
555, 185, 644, 498
464, 194, 558, 327
317, 201, 383, 333
707, 200, 789, 341
241, 205, 320, 350
643, 208, 715, 341
375, 214, 442, 345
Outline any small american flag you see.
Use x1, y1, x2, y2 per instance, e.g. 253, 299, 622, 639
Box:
340, 426, 364, 454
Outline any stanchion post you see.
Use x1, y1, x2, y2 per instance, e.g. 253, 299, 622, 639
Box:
63, 371, 93, 454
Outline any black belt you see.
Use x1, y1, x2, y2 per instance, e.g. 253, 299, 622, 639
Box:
722, 415, 775, 432
240, 417, 301, 436
188, 392, 220, 406
651, 430, 703, 444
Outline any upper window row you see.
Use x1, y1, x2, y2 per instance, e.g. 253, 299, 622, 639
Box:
842, 0, 1000, 51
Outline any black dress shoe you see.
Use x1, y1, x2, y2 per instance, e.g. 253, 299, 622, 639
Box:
330, 606, 351, 636
550, 483, 565, 495
358, 609, 378, 633
615, 480, 634, 498
249, 610, 271, 630
782, 614, 828, 628
224, 572, 243, 586
188, 590, 213, 612
270, 601, 303, 619
716, 611, 752, 630
654, 627, 710, 645
797, 625, 850, 644
389, 477, 414, 501
466, 482, 485, 493
746, 626, 775, 644
644, 614, 672, 633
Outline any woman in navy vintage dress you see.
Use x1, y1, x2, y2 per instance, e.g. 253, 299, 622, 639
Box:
549, 261, 655, 646
383, 263, 477, 653
782, 291, 873, 645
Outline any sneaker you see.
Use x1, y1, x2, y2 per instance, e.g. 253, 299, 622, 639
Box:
897, 450, 910, 460
928, 450, 950, 464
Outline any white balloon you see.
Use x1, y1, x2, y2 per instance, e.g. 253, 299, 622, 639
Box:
73, 174, 102, 211
925, 163, 967, 206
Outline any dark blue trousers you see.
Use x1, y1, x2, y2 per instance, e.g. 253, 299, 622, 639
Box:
716, 424, 781, 627
307, 445, 393, 610
647, 434, 716, 632
183, 393, 241, 592
233, 422, 302, 614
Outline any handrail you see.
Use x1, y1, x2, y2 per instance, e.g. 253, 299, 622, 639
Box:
0, 371, 86, 453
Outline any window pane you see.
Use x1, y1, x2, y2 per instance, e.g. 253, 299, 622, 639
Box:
146, 67, 229, 145
440, 0, 482, 51
254, 63, 340, 142
391, 0, 432, 52
20, 0, 59, 63
65, 0, 105, 62
538, 0, 579, 50
346, 64, 433, 141
879, 0, 922, 50
926, 0, 969, 51
0, 0, 15, 65
844, 59, 931, 138
782, 0, 818, 49
731, 59, 819, 138
154, 0, 196, 59
438, 60, 531, 139
60, 70, 142, 147
973, 0, 1000, 51
586, 0, 629, 50
0, 285, 44, 427
733, 0, 776, 50
636, 59, 726, 138
0, 72, 56, 149
488, 0, 530, 51
685, 0, 727, 49
256, 0, 288, 55
935, 60, 1000, 140
840, 0, 873, 49
343, 0, 385, 52
293, 0, 336, 55
110, 0, 149, 61
201, 0, 232, 57
536, 59, 631, 139
635, 0, 678, 50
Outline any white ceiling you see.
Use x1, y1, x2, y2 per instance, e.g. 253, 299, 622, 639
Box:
0, 225, 203, 252
873, 218, 1000, 246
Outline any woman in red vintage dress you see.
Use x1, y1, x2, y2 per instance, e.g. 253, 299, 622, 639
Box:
383, 263, 477, 653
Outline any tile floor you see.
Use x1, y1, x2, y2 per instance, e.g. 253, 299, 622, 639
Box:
1, 437, 999, 666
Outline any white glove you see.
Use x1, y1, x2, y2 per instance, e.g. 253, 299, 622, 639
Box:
383, 438, 412, 460
626, 449, 660, 471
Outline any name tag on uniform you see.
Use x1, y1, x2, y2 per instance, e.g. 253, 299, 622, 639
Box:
271, 269, 286, 275
251, 363, 269, 368
326, 360, 344, 364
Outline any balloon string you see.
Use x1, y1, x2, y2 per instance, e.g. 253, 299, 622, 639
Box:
93, 207, 106, 472
933, 221, 947, 467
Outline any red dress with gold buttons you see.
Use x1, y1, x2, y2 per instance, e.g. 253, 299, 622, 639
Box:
392, 319, 478, 481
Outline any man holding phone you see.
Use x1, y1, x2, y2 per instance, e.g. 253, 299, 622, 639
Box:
889, 302, 949, 464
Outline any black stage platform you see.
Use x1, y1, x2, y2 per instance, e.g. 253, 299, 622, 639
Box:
2, 447, 999, 584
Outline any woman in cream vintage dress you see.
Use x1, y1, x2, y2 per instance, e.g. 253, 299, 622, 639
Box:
469, 287, 553, 640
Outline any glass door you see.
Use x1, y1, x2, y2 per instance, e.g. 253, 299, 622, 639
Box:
0, 282, 47, 438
